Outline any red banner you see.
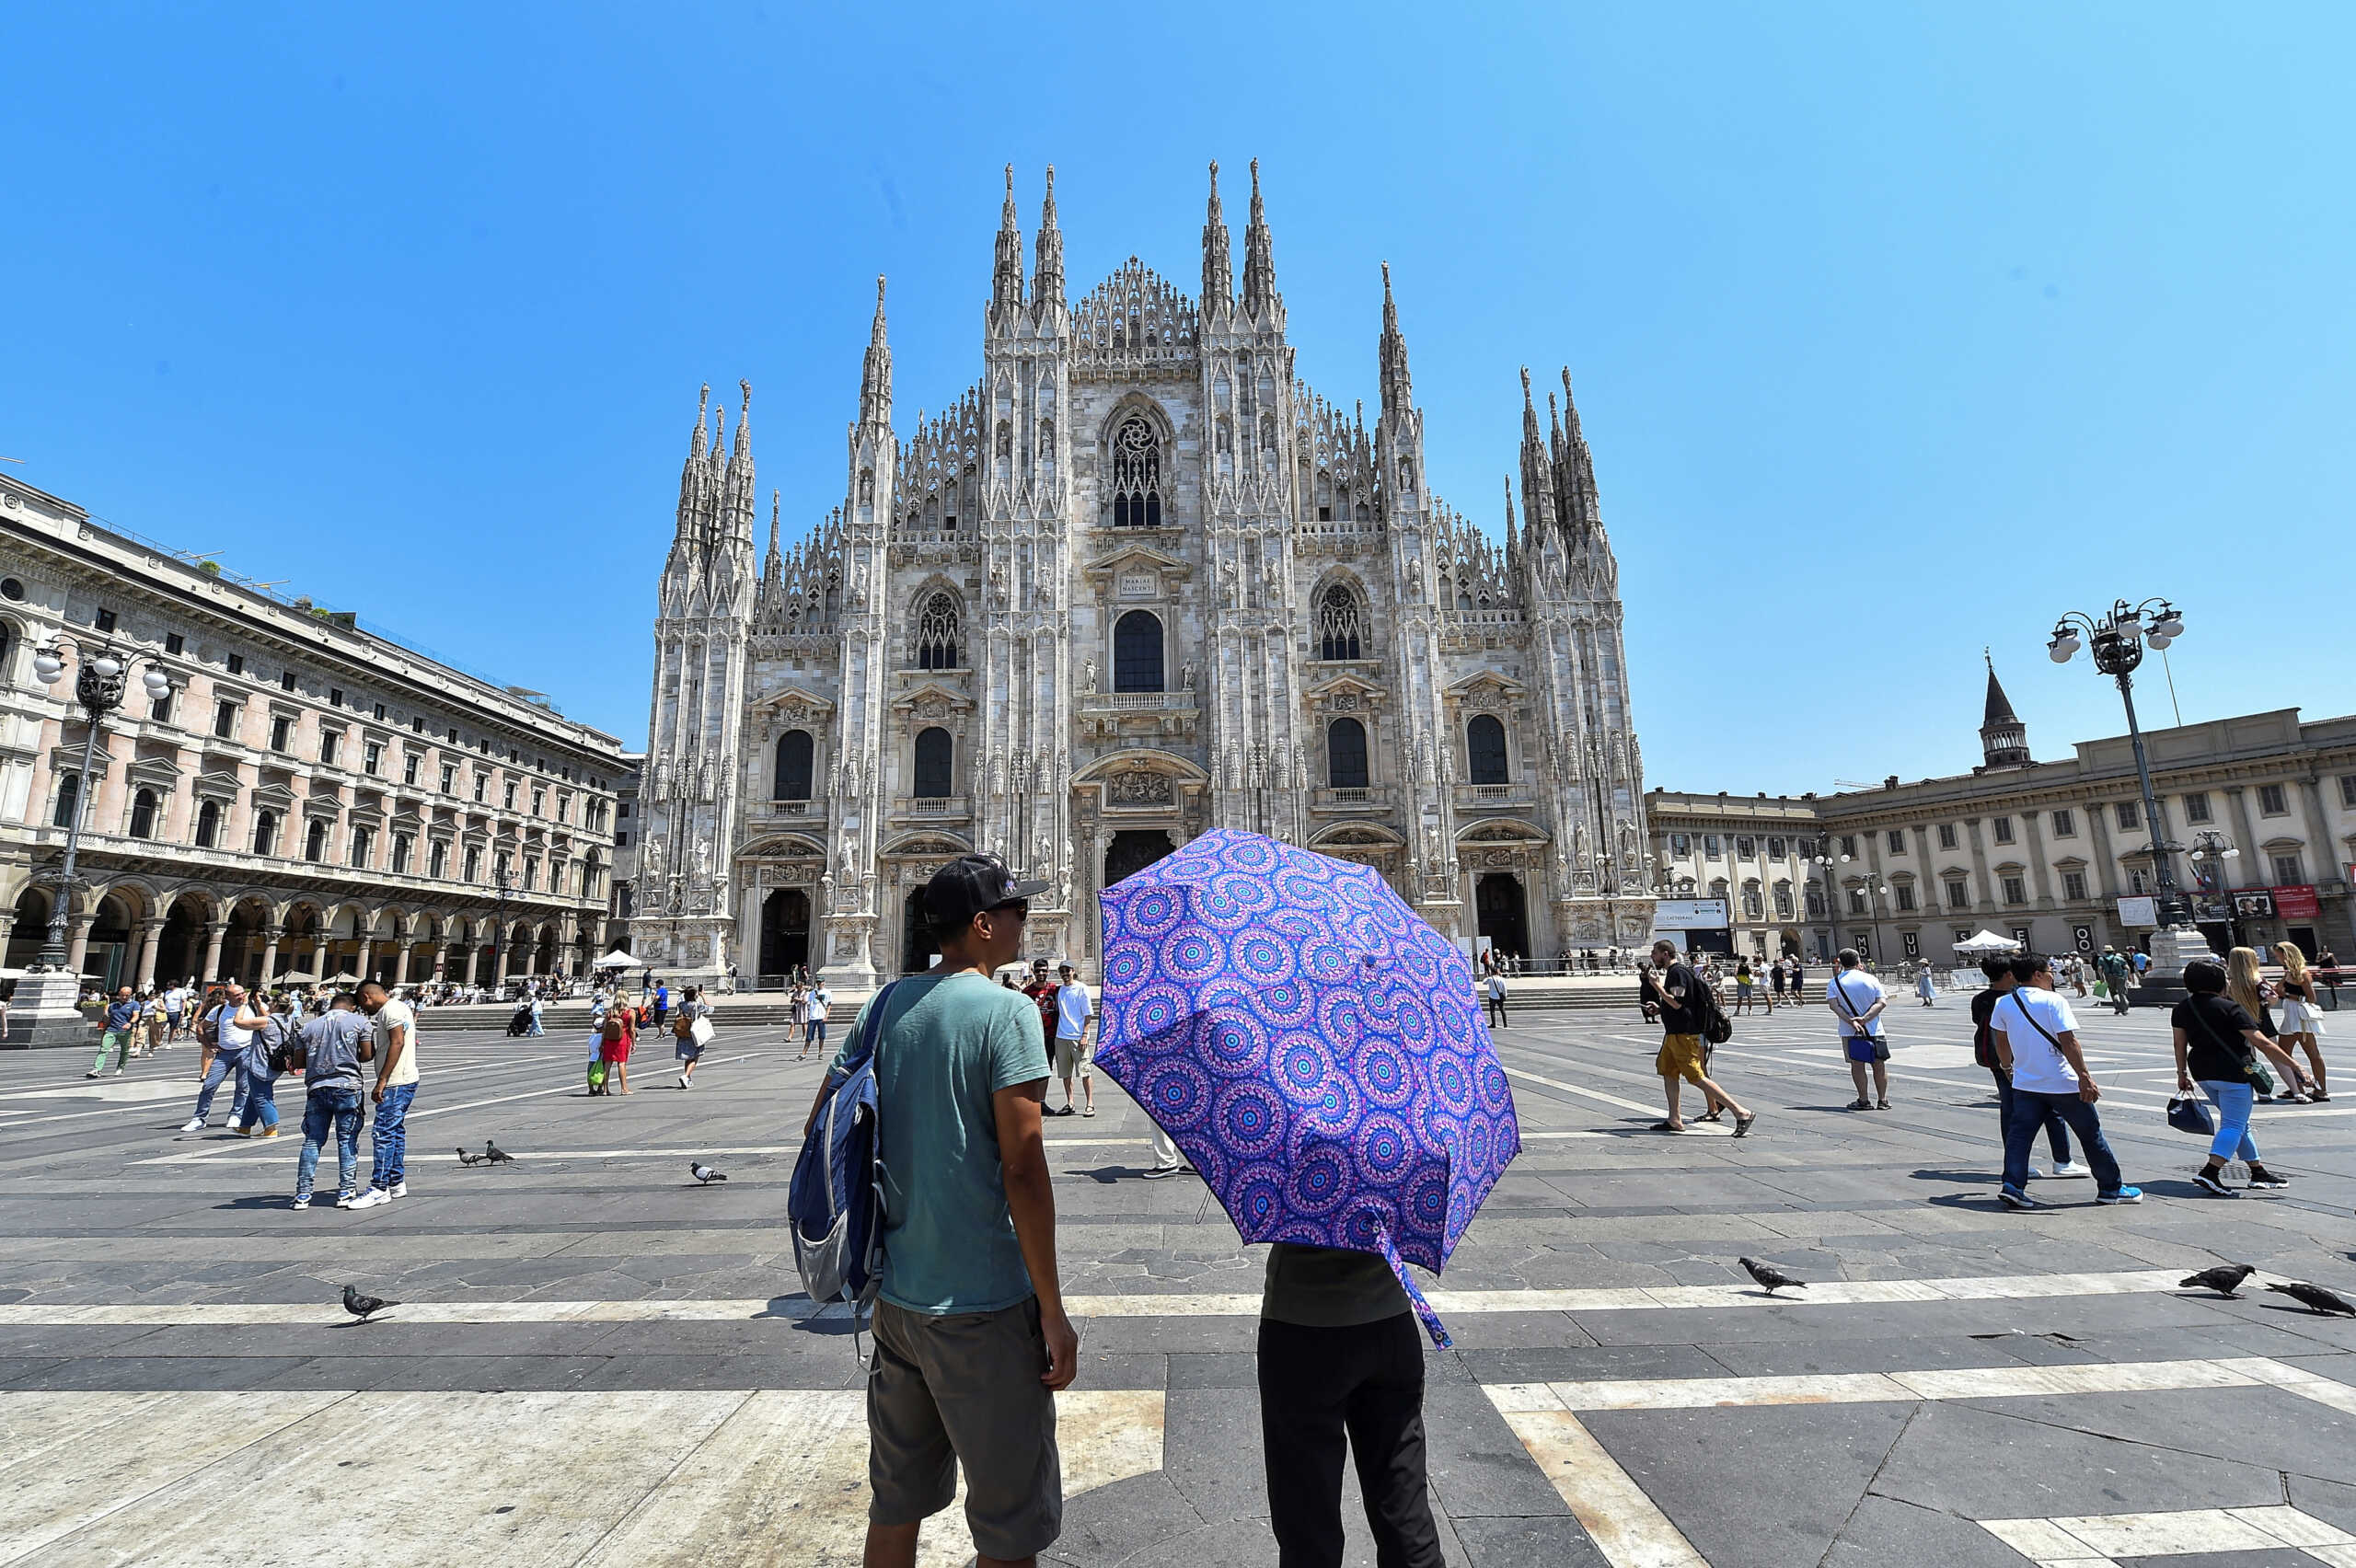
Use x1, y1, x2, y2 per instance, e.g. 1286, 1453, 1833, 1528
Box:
2274, 884, 2321, 920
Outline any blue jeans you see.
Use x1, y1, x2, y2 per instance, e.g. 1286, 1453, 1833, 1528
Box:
525, 1016, 545, 1036
805, 1020, 826, 1048
192, 1049, 248, 1124
2200, 1079, 2259, 1163
1990, 1066, 2073, 1168
2003, 1090, 2124, 1196
297, 1087, 364, 1197
234, 1061, 280, 1131
370, 1083, 415, 1190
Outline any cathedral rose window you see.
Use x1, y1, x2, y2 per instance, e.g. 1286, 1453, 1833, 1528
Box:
1110, 416, 1163, 527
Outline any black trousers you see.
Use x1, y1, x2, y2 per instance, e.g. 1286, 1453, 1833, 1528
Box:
1486, 996, 1507, 1028
1258, 1312, 1444, 1568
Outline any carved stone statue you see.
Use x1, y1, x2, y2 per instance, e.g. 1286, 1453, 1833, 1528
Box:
1179, 663, 1195, 691
1081, 658, 1098, 695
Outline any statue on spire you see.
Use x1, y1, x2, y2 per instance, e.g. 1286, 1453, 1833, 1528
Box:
1242, 157, 1277, 318
1033, 166, 1065, 313
992, 164, 1024, 317
1202, 160, 1232, 310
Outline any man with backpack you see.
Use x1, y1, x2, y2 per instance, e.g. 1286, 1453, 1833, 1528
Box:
1641, 940, 1755, 1136
2099, 946, 2132, 1015
802, 853, 1076, 1568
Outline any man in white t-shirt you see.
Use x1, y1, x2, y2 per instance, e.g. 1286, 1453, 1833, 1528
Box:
1988, 952, 2139, 1210
805, 984, 832, 1056
1053, 963, 1095, 1116
1825, 950, 1890, 1111
164, 984, 191, 1041
182, 983, 265, 1132
351, 981, 419, 1209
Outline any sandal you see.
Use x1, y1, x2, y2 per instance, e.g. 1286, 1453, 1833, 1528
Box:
1699, 1109, 1726, 1123
1877, 1100, 1892, 1110
1648, 1120, 1685, 1133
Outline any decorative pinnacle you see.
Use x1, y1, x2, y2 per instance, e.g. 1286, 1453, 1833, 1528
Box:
872, 275, 888, 339
1519, 366, 1534, 407
690, 384, 710, 458
1042, 164, 1057, 217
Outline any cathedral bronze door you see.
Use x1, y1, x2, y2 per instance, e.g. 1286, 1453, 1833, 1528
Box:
1475, 872, 1529, 963
901, 889, 939, 974
759, 888, 810, 983
1104, 830, 1176, 894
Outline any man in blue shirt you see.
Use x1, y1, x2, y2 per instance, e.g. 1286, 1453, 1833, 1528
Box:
293, 994, 374, 1211
88, 986, 140, 1078
804, 854, 1074, 1568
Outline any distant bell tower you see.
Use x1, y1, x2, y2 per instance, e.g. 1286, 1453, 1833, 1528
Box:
1980, 653, 2032, 769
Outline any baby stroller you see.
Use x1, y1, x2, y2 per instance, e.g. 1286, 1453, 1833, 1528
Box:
505, 1004, 534, 1037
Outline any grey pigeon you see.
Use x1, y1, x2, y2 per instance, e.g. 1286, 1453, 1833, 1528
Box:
2267, 1280, 2356, 1317
455, 1147, 483, 1167
484, 1140, 516, 1165
1738, 1257, 1804, 1295
342, 1284, 397, 1321
690, 1162, 727, 1184
2180, 1263, 2256, 1298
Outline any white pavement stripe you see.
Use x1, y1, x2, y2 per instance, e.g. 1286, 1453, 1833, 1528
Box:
1485, 1355, 2332, 1412
0, 1266, 2220, 1327
0, 1388, 1161, 1568
1981, 1505, 2356, 1566
1494, 1405, 1707, 1568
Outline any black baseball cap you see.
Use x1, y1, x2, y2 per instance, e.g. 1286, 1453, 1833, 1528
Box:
925, 854, 1051, 929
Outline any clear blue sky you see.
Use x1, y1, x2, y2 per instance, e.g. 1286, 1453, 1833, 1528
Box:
5, 4, 2348, 791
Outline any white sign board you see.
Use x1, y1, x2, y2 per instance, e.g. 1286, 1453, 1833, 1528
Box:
1652, 898, 1730, 931
2116, 895, 2159, 928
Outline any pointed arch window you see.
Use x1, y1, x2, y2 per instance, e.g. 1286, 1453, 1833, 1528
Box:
1316, 584, 1366, 661
915, 593, 961, 670
913, 727, 953, 799
1327, 719, 1369, 790
1114, 611, 1164, 693
775, 729, 814, 801
1467, 715, 1509, 785
1109, 416, 1162, 528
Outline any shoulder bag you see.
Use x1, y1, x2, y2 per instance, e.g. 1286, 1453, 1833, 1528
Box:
1831, 975, 1889, 1063
2183, 997, 2274, 1097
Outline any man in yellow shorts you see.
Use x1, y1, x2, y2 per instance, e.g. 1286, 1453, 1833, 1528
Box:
1641, 940, 1757, 1136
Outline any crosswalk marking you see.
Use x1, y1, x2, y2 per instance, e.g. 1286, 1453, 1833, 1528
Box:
1484, 1354, 2339, 1412
1981, 1505, 2356, 1566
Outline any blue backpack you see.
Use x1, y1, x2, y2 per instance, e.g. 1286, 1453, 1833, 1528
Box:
788, 980, 900, 1326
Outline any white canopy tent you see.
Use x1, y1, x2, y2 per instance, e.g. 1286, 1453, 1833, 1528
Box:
592, 951, 641, 969
1952, 929, 2023, 956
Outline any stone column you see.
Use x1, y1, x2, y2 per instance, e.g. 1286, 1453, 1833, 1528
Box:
201, 921, 228, 982
133, 918, 165, 991
65, 915, 95, 978
492, 931, 512, 985
355, 939, 374, 986
260, 925, 283, 986
462, 943, 480, 986
391, 937, 410, 986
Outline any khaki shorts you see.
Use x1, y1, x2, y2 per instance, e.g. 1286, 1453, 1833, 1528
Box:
868, 1296, 1061, 1560
1657, 1033, 1708, 1084
1055, 1034, 1093, 1079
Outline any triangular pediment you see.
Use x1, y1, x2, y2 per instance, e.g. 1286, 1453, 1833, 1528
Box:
753, 686, 837, 719
1307, 672, 1388, 704
1083, 543, 1193, 581
1445, 671, 1529, 705
890, 682, 975, 716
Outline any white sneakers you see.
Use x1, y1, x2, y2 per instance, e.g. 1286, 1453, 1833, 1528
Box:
2049, 1161, 2093, 1179
334, 1191, 358, 1209
180, 1117, 206, 1133
348, 1189, 391, 1210
387, 1182, 407, 1199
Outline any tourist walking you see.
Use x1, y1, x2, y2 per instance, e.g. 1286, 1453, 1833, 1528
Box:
1769, 959, 1787, 1009
1484, 969, 1509, 1030
2273, 941, 2329, 1101
599, 989, 637, 1094
2174, 957, 2304, 1196
652, 980, 670, 1029
182, 982, 261, 1131
1053, 963, 1094, 1115
804, 981, 831, 1058
292, 993, 373, 1210
801, 853, 1074, 1567
1973, 956, 2086, 1182
525, 992, 545, 1037
673, 984, 710, 1089
1258, 1241, 1446, 1568
1732, 960, 1756, 1016
1023, 958, 1062, 1091
164, 981, 190, 1042
2099, 947, 2132, 1015
230, 997, 291, 1137
1990, 953, 2141, 1209
2228, 947, 2307, 1101
88, 986, 139, 1078
789, 982, 811, 1059
350, 980, 418, 1209
1914, 966, 1938, 1008
1641, 940, 1755, 1136
1788, 958, 1807, 1003
1827, 950, 1892, 1111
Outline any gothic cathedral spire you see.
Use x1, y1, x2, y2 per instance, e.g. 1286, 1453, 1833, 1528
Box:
859, 276, 892, 431
1202, 160, 1232, 311
1242, 157, 1277, 319
1033, 166, 1065, 316
991, 165, 1024, 319
1378, 260, 1412, 415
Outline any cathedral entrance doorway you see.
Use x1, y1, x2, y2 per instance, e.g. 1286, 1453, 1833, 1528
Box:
759, 889, 810, 983
1475, 872, 1529, 964
1104, 830, 1176, 894
901, 889, 939, 974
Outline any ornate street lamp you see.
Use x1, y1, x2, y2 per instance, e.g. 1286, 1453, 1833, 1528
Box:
29, 640, 172, 972
2188, 829, 2241, 946
2048, 597, 2207, 987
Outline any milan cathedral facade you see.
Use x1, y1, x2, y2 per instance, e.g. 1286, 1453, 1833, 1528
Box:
632, 163, 1654, 986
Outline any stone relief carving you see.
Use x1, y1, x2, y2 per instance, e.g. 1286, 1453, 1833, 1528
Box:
1108, 767, 1175, 807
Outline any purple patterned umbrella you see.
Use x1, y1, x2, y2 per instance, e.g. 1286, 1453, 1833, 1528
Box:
1094, 828, 1520, 1346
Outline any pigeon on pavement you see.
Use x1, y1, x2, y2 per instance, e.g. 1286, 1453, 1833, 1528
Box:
690, 1163, 727, 1184
1738, 1258, 1805, 1295
2180, 1263, 2256, 1298
342, 1284, 397, 1322
455, 1148, 483, 1167
484, 1141, 516, 1165
2267, 1280, 2356, 1316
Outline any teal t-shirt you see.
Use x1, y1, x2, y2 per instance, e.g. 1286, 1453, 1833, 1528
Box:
833, 970, 1052, 1315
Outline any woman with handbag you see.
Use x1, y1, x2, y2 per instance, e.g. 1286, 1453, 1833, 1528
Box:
2228, 947, 2308, 1102
2174, 957, 2304, 1195
599, 994, 636, 1095
674, 985, 713, 1089
2273, 942, 2328, 1102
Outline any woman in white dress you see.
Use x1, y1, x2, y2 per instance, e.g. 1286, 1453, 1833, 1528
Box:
2274, 941, 2329, 1101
